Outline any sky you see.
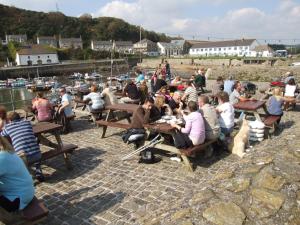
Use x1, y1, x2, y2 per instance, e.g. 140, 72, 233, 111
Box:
1, 0, 300, 44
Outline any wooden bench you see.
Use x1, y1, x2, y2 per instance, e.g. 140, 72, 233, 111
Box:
96, 120, 131, 138
28, 144, 78, 170
263, 115, 281, 138
21, 197, 49, 224
179, 139, 217, 171
1, 197, 49, 225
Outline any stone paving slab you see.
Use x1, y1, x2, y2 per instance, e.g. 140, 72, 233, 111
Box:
36, 108, 300, 225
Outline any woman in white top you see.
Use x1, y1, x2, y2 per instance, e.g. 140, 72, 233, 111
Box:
83, 85, 105, 112
284, 78, 297, 110
216, 91, 235, 137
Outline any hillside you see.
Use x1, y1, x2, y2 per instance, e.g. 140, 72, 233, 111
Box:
0, 4, 170, 47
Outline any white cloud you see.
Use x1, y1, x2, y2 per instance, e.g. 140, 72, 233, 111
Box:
95, 0, 300, 42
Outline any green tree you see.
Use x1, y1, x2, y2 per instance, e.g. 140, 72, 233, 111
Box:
7, 41, 18, 61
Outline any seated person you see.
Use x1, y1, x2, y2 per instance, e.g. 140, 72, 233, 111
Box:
139, 80, 149, 104
151, 95, 172, 120
267, 87, 284, 123
284, 71, 295, 84
32, 92, 53, 122
83, 85, 105, 112
168, 91, 184, 115
216, 92, 235, 137
198, 95, 220, 140
1, 112, 44, 181
171, 101, 205, 146
120, 80, 140, 103
58, 87, 74, 133
152, 75, 167, 93
194, 68, 206, 93
284, 78, 297, 110
229, 81, 249, 104
182, 81, 198, 104
101, 83, 119, 106
224, 76, 235, 95
0, 106, 7, 131
135, 69, 145, 84
156, 86, 172, 103
0, 137, 35, 222
211, 76, 224, 96
171, 76, 182, 85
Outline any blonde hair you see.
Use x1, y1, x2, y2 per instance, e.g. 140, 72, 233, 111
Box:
272, 87, 282, 97
155, 95, 165, 108
0, 136, 14, 152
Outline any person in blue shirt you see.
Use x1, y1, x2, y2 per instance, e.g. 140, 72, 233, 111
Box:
223, 75, 235, 95
135, 69, 145, 84
1, 112, 44, 182
0, 136, 34, 223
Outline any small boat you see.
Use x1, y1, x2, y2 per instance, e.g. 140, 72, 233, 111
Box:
0, 80, 7, 88
26, 78, 53, 92
69, 72, 84, 80
84, 72, 103, 81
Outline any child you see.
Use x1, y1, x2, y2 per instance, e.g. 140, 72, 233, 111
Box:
267, 87, 284, 123
216, 91, 235, 137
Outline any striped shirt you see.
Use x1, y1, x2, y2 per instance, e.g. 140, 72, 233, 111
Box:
1, 120, 40, 157
184, 86, 198, 103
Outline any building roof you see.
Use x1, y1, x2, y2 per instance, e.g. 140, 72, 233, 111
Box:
92, 40, 112, 45
190, 39, 256, 49
186, 40, 209, 45
135, 39, 155, 45
253, 45, 274, 52
38, 36, 56, 40
171, 40, 185, 45
17, 45, 57, 55
115, 41, 133, 46
6, 34, 27, 38
158, 42, 180, 49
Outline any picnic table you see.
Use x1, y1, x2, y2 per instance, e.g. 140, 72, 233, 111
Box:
233, 100, 267, 121
32, 122, 78, 169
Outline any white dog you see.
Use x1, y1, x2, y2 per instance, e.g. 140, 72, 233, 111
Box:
231, 119, 250, 158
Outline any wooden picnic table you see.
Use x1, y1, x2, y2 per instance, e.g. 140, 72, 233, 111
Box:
233, 100, 267, 121
105, 103, 139, 113
33, 122, 77, 169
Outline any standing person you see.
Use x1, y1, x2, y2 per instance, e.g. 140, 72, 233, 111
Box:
216, 92, 235, 138
32, 92, 53, 122
1, 112, 44, 181
138, 80, 149, 104
165, 60, 171, 81
101, 83, 118, 106
224, 75, 235, 95
198, 95, 220, 140
171, 101, 205, 146
0, 106, 7, 131
58, 87, 74, 133
0, 136, 35, 224
182, 81, 198, 104
83, 85, 105, 112
120, 80, 140, 103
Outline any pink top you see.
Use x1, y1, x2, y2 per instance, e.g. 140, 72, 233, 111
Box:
32, 98, 53, 122
181, 111, 205, 145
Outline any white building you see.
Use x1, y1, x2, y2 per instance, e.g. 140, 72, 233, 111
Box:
189, 39, 260, 57
16, 46, 59, 66
6, 34, 27, 43
157, 42, 182, 56
253, 45, 275, 57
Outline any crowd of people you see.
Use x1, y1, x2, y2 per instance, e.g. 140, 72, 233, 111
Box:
0, 64, 298, 219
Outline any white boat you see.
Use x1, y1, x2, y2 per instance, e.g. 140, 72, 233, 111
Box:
69, 72, 84, 80
84, 72, 103, 81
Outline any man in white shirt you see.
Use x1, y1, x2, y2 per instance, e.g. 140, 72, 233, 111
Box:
229, 81, 248, 105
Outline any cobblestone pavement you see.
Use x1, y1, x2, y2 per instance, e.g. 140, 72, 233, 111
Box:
36, 107, 300, 225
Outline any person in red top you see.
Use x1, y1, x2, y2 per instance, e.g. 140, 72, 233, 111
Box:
32, 92, 53, 122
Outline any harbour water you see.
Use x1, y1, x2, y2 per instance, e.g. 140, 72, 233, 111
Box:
0, 88, 34, 111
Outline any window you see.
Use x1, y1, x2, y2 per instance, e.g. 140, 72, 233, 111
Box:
219, 48, 221, 51
201, 49, 203, 52
27, 60, 32, 66
47, 59, 52, 63
239, 47, 243, 50
205, 48, 207, 51
38, 56, 40, 59
234, 47, 237, 50
27, 56, 30, 59
37, 59, 42, 65
47, 56, 50, 58
209, 48, 212, 51
223, 48, 226, 51
245, 46, 249, 50
214, 48, 217, 51
228, 47, 231, 50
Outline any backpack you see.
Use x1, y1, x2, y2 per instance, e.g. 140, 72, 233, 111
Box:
139, 149, 156, 164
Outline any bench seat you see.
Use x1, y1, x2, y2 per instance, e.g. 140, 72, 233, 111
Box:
21, 197, 49, 223
96, 120, 131, 138
263, 115, 280, 127
180, 139, 217, 157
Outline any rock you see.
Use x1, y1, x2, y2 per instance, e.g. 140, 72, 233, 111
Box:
189, 188, 215, 205
254, 170, 286, 191
241, 165, 264, 175
171, 208, 191, 220
253, 156, 274, 165
249, 188, 285, 218
226, 178, 251, 193
203, 202, 245, 225
213, 170, 234, 181
180, 220, 193, 225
